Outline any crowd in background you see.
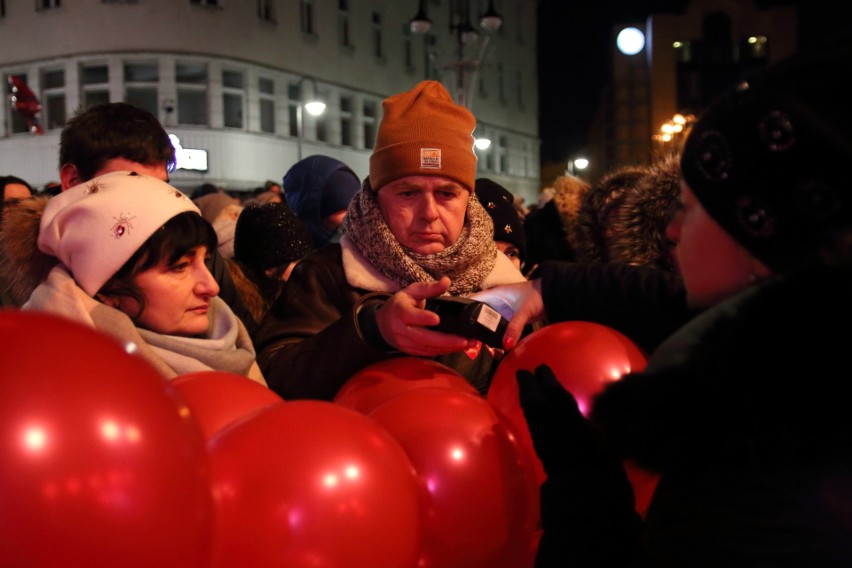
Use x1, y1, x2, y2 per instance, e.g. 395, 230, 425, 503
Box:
3, 37, 852, 567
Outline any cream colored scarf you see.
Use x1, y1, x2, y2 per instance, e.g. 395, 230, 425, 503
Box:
342, 180, 498, 295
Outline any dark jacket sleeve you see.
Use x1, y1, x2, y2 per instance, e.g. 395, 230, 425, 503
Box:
537, 261, 695, 354
207, 249, 259, 339
252, 245, 394, 401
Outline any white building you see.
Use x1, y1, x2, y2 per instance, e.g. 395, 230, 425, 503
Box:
0, 0, 540, 202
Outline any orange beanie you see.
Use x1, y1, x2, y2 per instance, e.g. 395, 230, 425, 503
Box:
369, 80, 477, 192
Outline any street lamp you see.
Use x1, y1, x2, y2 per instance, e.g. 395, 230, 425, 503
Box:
409, 0, 502, 109
567, 157, 589, 177
295, 76, 326, 162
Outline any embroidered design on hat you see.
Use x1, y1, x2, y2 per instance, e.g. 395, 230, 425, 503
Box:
795, 180, 841, 219
758, 110, 796, 152
694, 130, 732, 182
736, 196, 775, 237
85, 179, 104, 194
111, 212, 136, 239
420, 148, 441, 170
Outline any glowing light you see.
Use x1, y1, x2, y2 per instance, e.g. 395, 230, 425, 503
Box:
474, 137, 491, 150
616, 27, 645, 56
323, 473, 339, 488
23, 425, 48, 453
101, 420, 120, 441
304, 101, 326, 116
345, 465, 360, 479
450, 446, 465, 461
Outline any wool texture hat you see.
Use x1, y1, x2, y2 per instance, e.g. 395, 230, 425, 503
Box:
475, 178, 526, 263
234, 202, 313, 272
38, 170, 199, 296
369, 80, 477, 192
193, 191, 240, 224
680, 43, 852, 271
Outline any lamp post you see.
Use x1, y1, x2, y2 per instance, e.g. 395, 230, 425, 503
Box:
567, 157, 589, 177
408, 0, 502, 110
295, 76, 326, 162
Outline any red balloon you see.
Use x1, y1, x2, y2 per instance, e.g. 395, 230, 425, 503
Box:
369, 388, 540, 568
208, 400, 423, 568
334, 357, 478, 414
0, 310, 214, 567
172, 371, 284, 440
488, 321, 647, 488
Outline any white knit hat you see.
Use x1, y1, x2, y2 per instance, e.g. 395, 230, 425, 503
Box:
38, 171, 200, 296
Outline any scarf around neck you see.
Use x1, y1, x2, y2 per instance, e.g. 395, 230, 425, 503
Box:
23, 265, 265, 384
342, 179, 498, 295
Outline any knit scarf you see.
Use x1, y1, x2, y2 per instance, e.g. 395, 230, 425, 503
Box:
342, 180, 497, 295
23, 265, 266, 385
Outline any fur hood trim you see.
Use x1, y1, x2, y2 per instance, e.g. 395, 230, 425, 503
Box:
0, 196, 57, 306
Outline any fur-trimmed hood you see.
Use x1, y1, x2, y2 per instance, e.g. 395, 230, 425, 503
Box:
0, 195, 58, 307
571, 154, 680, 271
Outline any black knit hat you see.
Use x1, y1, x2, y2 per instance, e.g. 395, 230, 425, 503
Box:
475, 178, 526, 263
680, 43, 852, 271
234, 202, 313, 273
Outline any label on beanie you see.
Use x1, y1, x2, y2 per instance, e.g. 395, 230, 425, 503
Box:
420, 148, 441, 169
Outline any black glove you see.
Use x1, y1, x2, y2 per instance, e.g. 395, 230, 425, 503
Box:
516, 364, 642, 567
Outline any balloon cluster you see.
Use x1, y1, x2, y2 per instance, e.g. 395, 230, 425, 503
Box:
0, 311, 657, 566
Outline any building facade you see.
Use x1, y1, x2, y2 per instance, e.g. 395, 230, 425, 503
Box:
0, 0, 540, 201
581, 0, 797, 184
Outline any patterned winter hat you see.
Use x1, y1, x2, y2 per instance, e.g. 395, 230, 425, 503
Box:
680, 44, 852, 271
369, 80, 477, 192
234, 202, 313, 272
38, 171, 199, 296
475, 178, 526, 263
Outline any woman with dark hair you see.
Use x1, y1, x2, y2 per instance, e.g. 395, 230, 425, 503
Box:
17, 170, 265, 384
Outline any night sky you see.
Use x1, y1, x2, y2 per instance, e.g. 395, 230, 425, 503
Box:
536, 0, 851, 166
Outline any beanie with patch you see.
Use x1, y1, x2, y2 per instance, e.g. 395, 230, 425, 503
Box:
369, 80, 477, 192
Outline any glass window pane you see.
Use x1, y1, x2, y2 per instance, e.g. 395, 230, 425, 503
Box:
81, 65, 108, 85
259, 77, 274, 95
260, 99, 275, 133
177, 62, 207, 84
84, 90, 110, 109
126, 87, 158, 116
223, 92, 243, 128
45, 94, 66, 130
223, 70, 243, 89
178, 90, 207, 125
124, 62, 158, 82
43, 69, 64, 89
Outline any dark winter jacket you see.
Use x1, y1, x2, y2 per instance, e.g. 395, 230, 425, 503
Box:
254, 244, 507, 401
542, 266, 852, 567
537, 260, 693, 354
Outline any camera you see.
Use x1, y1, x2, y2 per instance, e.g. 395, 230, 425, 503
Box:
423, 296, 509, 348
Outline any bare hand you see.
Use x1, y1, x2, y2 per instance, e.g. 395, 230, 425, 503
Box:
375, 276, 475, 356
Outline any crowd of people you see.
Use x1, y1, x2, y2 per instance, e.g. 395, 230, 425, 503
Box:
2, 38, 851, 567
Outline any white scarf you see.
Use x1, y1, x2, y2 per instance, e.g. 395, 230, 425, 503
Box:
23, 265, 266, 385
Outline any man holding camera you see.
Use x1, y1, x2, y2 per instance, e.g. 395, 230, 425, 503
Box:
253, 80, 525, 401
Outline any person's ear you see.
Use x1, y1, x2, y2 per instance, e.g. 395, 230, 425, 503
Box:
59, 163, 84, 190
96, 293, 120, 309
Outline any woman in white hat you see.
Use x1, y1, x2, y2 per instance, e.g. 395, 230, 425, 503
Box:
20, 170, 265, 385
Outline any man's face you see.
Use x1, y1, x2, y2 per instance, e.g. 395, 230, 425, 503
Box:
376, 175, 469, 255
